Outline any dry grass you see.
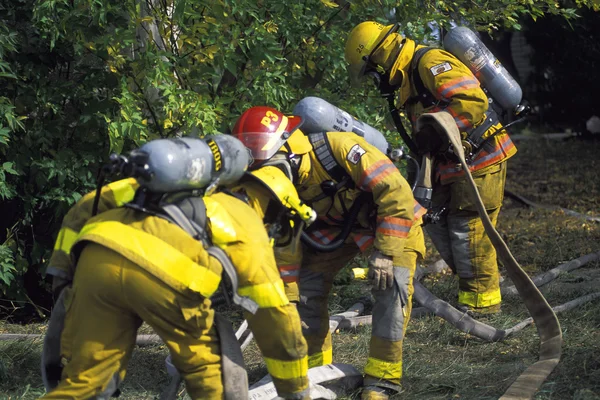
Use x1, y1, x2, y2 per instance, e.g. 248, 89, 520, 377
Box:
1, 137, 599, 399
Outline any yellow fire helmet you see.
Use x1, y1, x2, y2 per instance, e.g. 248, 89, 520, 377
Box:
344, 21, 402, 85
246, 165, 317, 225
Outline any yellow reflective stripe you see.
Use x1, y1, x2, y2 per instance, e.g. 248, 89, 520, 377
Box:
78, 221, 221, 297
107, 179, 137, 206
260, 116, 289, 151
53, 227, 79, 255
307, 348, 332, 368
364, 357, 402, 380
458, 288, 502, 308
237, 280, 288, 308
264, 356, 308, 381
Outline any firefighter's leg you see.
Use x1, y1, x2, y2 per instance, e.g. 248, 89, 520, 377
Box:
41, 244, 142, 399
363, 224, 425, 398
298, 241, 358, 368
275, 240, 302, 303
449, 164, 506, 310
120, 254, 222, 399
423, 181, 455, 271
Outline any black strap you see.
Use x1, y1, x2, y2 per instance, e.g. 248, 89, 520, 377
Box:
466, 108, 499, 148
406, 47, 444, 109
386, 95, 420, 155
308, 132, 351, 184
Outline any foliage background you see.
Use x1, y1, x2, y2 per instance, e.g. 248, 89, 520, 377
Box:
0, 0, 598, 314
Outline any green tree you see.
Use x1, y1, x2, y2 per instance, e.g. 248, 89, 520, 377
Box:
0, 0, 597, 313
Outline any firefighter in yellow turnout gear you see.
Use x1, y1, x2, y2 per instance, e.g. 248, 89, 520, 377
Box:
345, 22, 517, 314
232, 166, 317, 302
232, 106, 426, 399
43, 138, 310, 399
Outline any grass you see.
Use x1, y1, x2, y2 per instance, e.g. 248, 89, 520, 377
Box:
1, 137, 600, 399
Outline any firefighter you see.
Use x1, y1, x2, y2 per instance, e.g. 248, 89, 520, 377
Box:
231, 106, 426, 399
344, 21, 518, 315
231, 166, 317, 302
42, 138, 310, 399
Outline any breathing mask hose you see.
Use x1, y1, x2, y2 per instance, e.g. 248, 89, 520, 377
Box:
386, 95, 419, 155
300, 192, 369, 253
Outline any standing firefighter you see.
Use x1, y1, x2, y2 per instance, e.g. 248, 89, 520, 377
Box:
344, 21, 518, 314
42, 135, 310, 400
231, 106, 426, 399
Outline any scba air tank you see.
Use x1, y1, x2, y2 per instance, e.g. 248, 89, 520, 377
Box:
443, 26, 523, 113
292, 97, 390, 155
136, 135, 249, 193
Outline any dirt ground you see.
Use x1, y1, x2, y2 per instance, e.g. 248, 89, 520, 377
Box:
0, 135, 599, 400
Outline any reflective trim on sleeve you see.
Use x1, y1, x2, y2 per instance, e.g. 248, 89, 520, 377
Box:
437, 77, 479, 98
364, 357, 402, 381
53, 227, 79, 255
352, 233, 375, 252
279, 264, 300, 283
413, 201, 427, 220
376, 216, 412, 238
358, 160, 398, 191
237, 280, 289, 308
446, 107, 472, 130
458, 288, 502, 308
307, 348, 333, 368
107, 179, 137, 206
77, 221, 221, 298
263, 356, 308, 381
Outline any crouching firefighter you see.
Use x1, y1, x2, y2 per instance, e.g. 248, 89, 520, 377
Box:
231, 165, 317, 303
231, 106, 426, 400
345, 21, 520, 315
42, 135, 310, 400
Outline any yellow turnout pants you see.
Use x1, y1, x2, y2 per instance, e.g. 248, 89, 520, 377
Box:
298, 225, 424, 389
425, 163, 507, 308
41, 243, 223, 400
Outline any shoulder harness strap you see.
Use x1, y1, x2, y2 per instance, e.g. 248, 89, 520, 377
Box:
407, 47, 450, 109
161, 196, 210, 246
307, 132, 355, 203
308, 132, 350, 184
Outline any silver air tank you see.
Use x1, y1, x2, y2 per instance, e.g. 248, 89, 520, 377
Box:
136, 136, 249, 193
443, 26, 523, 113
292, 96, 390, 155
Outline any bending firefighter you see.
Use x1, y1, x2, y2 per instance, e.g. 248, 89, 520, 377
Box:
43, 135, 309, 399
345, 21, 518, 314
231, 165, 317, 302
231, 106, 426, 399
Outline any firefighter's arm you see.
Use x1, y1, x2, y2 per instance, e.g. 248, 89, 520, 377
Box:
419, 49, 489, 132
332, 135, 415, 259
47, 178, 138, 283
225, 207, 309, 398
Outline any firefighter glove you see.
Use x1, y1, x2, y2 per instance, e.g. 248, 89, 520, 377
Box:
368, 250, 394, 291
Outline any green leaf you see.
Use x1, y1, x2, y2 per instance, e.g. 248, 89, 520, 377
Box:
2, 162, 18, 175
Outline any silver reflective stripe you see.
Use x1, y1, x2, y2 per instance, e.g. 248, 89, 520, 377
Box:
448, 216, 474, 279
280, 269, 300, 278
370, 267, 411, 341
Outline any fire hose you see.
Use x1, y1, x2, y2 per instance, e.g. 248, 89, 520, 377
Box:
415, 112, 562, 400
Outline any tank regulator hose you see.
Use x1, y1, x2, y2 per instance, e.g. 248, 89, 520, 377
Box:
300, 192, 370, 253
